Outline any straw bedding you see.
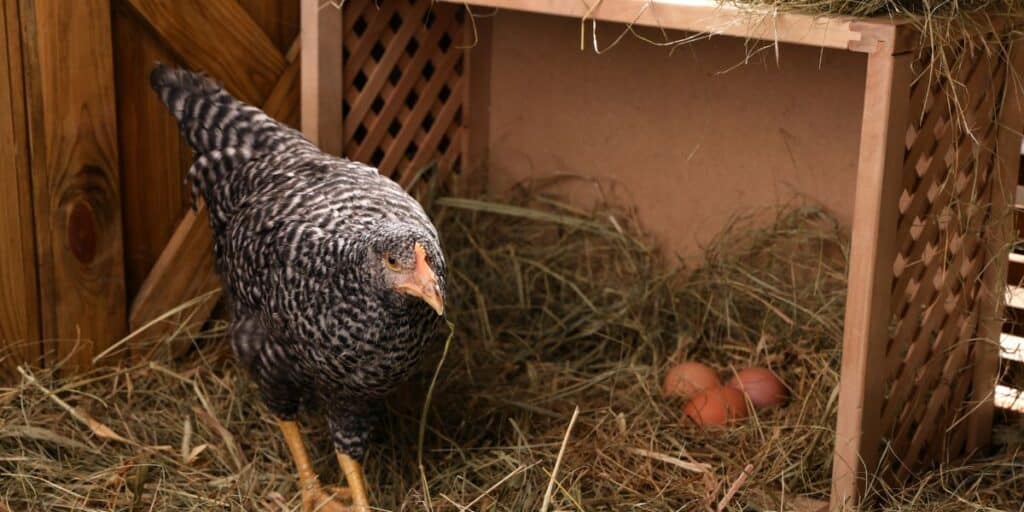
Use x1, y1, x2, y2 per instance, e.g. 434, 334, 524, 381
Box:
2, 187, 1021, 511
726, 0, 1023, 17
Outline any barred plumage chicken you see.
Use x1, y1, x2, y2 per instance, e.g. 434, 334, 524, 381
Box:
150, 64, 446, 511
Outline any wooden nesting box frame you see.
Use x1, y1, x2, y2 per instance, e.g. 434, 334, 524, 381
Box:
295, 1, 1024, 508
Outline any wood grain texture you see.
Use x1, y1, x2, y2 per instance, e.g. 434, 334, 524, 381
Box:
830, 49, 913, 509
238, 0, 299, 53
19, 0, 126, 371
112, 6, 192, 299
0, 0, 41, 377
124, 0, 285, 105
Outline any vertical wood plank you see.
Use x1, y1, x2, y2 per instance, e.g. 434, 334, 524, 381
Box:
831, 49, 914, 508
112, 6, 192, 299
19, 0, 126, 371
0, 0, 41, 377
967, 41, 1024, 451
301, 0, 343, 155
463, 10, 491, 195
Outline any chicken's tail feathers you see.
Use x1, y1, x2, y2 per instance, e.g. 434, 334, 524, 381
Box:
149, 64, 314, 223
149, 63, 228, 106
149, 63, 304, 157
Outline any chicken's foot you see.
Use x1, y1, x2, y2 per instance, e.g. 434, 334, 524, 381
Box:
277, 420, 351, 512
336, 451, 370, 511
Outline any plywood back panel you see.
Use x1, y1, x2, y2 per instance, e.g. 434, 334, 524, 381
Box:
113, 4, 193, 298
480, 11, 868, 260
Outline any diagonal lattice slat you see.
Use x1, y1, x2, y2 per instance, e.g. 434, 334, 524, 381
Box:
879, 43, 1010, 482
340, 0, 467, 189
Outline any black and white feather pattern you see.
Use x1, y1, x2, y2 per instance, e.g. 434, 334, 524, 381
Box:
151, 65, 446, 459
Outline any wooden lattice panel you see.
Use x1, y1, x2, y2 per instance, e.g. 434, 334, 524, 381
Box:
340, 0, 467, 188
881, 45, 1010, 481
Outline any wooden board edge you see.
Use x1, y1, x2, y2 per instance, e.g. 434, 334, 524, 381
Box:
830, 49, 915, 508
301, 0, 343, 155
438, 0, 875, 51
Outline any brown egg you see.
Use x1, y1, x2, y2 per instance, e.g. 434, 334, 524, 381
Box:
682, 387, 749, 427
727, 367, 787, 410
662, 362, 720, 399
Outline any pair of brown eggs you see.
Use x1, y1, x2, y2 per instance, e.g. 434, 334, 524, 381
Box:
662, 362, 787, 426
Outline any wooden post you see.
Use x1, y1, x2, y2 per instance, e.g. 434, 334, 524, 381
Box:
463, 10, 491, 195
301, 0, 343, 155
0, 0, 41, 378
967, 41, 1024, 452
830, 49, 914, 508
19, 0, 126, 371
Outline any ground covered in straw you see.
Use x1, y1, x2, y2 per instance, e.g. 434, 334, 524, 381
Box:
2, 191, 1022, 511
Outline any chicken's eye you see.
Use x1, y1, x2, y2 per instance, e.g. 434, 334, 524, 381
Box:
384, 254, 400, 271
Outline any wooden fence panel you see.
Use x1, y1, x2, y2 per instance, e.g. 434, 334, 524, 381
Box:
0, 0, 41, 378
19, 0, 126, 371
113, 5, 193, 298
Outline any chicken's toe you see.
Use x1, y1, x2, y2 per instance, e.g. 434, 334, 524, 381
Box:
302, 484, 351, 512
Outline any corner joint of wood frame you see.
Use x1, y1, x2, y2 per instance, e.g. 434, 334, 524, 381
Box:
848, 21, 915, 55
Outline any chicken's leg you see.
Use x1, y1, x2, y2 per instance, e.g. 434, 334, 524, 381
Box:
277, 420, 350, 512
336, 451, 370, 510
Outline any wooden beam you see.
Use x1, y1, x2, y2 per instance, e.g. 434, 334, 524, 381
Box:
463, 12, 491, 195
437, 0, 878, 52
830, 48, 914, 508
124, 0, 285, 105
0, 0, 41, 378
128, 38, 301, 344
301, 0, 343, 155
967, 39, 1024, 452
19, 0, 126, 371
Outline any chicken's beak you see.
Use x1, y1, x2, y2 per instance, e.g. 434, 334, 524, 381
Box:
396, 243, 444, 316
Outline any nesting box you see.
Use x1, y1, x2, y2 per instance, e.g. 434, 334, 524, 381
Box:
297, 0, 1024, 508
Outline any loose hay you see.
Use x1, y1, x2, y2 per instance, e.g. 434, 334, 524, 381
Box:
2, 192, 1022, 511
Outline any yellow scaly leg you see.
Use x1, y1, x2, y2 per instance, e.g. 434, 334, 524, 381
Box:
336, 451, 370, 511
277, 420, 350, 512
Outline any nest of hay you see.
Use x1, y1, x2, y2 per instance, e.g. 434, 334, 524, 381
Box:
2, 189, 1022, 511
724, 0, 1023, 18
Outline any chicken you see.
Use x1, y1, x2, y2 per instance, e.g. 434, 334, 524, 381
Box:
150, 65, 447, 511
